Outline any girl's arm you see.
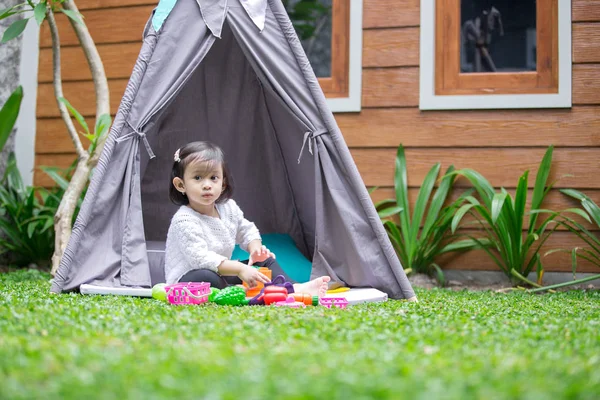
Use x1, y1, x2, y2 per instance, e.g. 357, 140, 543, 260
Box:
231, 201, 261, 251
217, 259, 270, 287
230, 201, 275, 264
247, 239, 262, 254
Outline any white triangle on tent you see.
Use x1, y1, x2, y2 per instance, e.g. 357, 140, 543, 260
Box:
239, 0, 268, 31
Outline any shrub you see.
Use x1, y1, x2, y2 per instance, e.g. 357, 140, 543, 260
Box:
374, 144, 480, 284
450, 146, 588, 286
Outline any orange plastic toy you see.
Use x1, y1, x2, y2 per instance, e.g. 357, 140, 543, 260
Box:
243, 267, 272, 297
292, 293, 320, 306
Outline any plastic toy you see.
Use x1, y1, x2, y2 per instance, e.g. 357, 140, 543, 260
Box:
248, 275, 295, 305
263, 285, 289, 305
165, 282, 211, 305
212, 286, 249, 306
275, 296, 306, 308
327, 287, 350, 294
292, 293, 319, 306
243, 267, 272, 297
208, 287, 220, 302
152, 283, 168, 302
319, 297, 349, 309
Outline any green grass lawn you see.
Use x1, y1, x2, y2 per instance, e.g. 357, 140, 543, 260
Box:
1, 270, 599, 400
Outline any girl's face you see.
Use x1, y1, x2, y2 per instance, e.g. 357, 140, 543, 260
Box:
173, 160, 225, 215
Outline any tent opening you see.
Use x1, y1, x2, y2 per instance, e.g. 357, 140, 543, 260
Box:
139, 21, 316, 281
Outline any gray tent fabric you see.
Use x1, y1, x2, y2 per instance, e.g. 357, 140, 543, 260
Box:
50, 0, 415, 299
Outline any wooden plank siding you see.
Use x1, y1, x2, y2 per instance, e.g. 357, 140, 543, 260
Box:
35, 0, 600, 274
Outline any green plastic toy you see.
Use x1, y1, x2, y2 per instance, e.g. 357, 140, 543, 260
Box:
208, 287, 221, 302
211, 286, 249, 306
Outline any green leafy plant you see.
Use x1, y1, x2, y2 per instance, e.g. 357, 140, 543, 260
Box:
0, 86, 55, 267
58, 97, 111, 155
374, 144, 480, 284
2, 0, 110, 275
0, 87, 84, 268
0, 154, 59, 267
528, 189, 600, 292
0, 86, 23, 151
450, 146, 588, 286
1, 0, 84, 43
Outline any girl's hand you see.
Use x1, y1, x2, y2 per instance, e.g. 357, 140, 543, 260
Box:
238, 264, 271, 288
248, 245, 276, 266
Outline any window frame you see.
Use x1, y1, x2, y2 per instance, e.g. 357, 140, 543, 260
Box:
321, 0, 363, 112
419, 0, 572, 110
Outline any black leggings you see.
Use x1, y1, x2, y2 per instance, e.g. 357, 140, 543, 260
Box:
178, 257, 294, 289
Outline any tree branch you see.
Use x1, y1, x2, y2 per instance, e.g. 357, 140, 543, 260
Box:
62, 0, 110, 166
46, 7, 87, 159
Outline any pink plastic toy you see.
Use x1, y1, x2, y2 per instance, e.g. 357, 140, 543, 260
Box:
165, 282, 211, 305
319, 297, 349, 309
274, 296, 306, 308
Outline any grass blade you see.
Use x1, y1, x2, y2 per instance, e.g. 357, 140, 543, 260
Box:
431, 263, 446, 287
452, 204, 476, 233
529, 274, 600, 292
410, 163, 440, 243
451, 169, 495, 208
491, 192, 507, 224
422, 165, 456, 238
560, 188, 585, 201
581, 198, 600, 228
531, 146, 553, 209
394, 144, 412, 259
378, 206, 403, 219
514, 172, 528, 234
529, 145, 553, 231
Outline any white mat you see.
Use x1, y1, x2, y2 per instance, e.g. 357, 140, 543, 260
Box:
80, 284, 152, 297
80, 284, 388, 305
323, 288, 388, 305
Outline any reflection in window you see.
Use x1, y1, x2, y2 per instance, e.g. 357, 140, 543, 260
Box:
284, 0, 332, 77
461, 0, 536, 73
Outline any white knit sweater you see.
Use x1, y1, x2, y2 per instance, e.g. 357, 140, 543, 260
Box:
164, 200, 261, 284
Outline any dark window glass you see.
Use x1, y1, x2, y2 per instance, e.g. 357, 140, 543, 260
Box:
285, 0, 332, 77
461, 0, 536, 73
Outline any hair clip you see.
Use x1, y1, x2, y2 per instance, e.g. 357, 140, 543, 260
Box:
174, 148, 181, 162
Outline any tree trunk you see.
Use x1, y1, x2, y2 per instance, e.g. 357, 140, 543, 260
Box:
49, 2, 110, 275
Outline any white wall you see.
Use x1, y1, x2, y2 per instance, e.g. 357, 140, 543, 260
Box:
14, 20, 40, 187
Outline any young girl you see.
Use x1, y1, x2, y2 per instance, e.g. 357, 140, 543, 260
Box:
164, 141, 330, 297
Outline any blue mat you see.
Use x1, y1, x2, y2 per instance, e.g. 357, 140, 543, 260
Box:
231, 233, 312, 282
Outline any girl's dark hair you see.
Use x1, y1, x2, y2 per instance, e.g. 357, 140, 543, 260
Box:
169, 141, 234, 205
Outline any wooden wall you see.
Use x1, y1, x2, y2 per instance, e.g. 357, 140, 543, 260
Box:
35, 0, 600, 273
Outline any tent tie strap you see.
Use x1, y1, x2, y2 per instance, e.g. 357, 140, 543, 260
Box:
297, 129, 328, 164
116, 121, 156, 159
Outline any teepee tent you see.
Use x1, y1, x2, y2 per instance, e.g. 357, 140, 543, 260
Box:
50, 0, 415, 299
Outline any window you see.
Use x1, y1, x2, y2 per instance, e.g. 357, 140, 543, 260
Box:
419, 0, 571, 110
288, 0, 363, 112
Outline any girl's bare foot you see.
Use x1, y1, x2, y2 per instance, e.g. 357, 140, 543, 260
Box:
293, 276, 331, 297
